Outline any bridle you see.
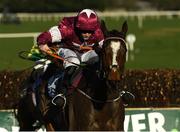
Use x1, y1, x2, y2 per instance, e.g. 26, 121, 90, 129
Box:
104, 36, 126, 44
102, 36, 127, 72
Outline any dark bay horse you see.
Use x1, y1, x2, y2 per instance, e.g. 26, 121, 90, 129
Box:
68, 20, 128, 130
16, 20, 128, 131
16, 65, 68, 131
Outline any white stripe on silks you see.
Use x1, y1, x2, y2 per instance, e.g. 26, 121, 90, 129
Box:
110, 41, 120, 66
72, 42, 81, 47
80, 9, 96, 18
49, 26, 62, 43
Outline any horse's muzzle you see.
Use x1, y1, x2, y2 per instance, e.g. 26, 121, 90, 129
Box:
107, 67, 122, 80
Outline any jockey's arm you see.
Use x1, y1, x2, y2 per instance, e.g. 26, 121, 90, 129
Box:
37, 31, 52, 53
37, 26, 62, 53
92, 39, 104, 54
39, 44, 51, 53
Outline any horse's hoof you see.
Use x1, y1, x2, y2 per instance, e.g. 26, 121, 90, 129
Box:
32, 120, 42, 129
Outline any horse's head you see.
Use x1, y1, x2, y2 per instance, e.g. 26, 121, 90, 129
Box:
101, 20, 128, 81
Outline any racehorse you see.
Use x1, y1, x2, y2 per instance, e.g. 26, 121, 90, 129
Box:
16, 20, 128, 131
67, 20, 128, 130
16, 65, 68, 131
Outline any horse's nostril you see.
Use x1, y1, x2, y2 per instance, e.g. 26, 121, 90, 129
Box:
110, 65, 118, 69
112, 65, 117, 68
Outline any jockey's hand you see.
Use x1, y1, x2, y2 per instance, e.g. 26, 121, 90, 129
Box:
92, 44, 102, 54
39, 44, 51, 53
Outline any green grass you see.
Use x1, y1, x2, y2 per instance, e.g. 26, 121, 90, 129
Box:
0, 16, 180, 70
0, 38, 34, 70
0, 20, 58, 33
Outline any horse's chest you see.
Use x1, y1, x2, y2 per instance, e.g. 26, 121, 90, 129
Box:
85, 103, 122, 130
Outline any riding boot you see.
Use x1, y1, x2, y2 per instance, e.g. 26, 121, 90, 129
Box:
120, 91, 135, 106
52, 66, 77, 107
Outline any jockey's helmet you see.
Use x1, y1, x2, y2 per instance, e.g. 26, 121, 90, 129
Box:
76, 9, 99, 31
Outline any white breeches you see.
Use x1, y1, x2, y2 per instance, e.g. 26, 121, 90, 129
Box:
57, 48, 99, 68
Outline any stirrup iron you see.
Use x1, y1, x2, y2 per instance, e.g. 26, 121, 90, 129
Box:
52, 94, 66, 109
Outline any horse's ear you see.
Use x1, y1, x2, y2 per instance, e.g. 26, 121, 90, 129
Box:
100, 20, 108, 37
121, 21, 128, 36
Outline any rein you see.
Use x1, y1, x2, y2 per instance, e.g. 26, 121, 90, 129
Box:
45, 51, 80, 66
44, 45, 92, 67
77, 88, 121, 103
46, 44, 123, 103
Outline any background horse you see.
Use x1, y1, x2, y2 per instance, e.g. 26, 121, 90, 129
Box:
68, 20, 128, 130
16, 20, 128, 131
16, 63, 69, 131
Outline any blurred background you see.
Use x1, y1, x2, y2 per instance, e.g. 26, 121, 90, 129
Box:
0, 0, 180, 70
0, 0, 180, 131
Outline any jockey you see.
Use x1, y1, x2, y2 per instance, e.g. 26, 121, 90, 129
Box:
37, 9, 104, 107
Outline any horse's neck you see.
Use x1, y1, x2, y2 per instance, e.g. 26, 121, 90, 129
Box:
105, 80, 121, 98
106, 80, 120, 91
81, 64, 120, 98
85, 76, 118, 98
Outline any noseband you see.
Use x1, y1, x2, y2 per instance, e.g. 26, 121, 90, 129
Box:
104, 37, 126, 44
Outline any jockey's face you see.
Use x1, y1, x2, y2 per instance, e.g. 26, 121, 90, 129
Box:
80, 30, 94, 41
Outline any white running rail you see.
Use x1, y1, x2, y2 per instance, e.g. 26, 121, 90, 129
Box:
0, 32, 40, 44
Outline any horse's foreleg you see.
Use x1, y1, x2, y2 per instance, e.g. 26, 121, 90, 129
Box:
45, 123, 55, 131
